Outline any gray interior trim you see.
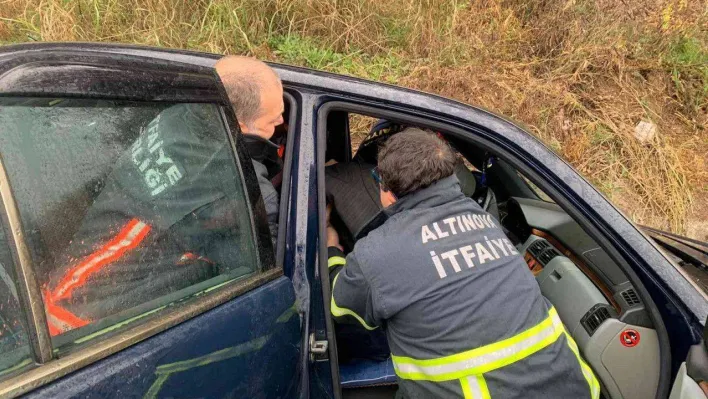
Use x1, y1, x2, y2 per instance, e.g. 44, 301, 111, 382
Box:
0, 268, 283, 398
530, 236, 609, 348
584, 319, 660, 399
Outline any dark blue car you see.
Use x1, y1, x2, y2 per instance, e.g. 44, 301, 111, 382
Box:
0, 43, 706, 399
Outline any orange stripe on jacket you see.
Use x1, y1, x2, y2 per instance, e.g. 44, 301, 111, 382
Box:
51, 219, 151, 302
43, 288, 89, 336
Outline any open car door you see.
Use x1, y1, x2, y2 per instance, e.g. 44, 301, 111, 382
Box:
0, 48, 300, 398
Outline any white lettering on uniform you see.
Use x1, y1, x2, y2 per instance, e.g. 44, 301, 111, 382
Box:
491, 239, 508, 256
147, 123, 160, 145
433, 222, 449, 239
156, 148, 173, 165
145, 169, 161, 188
430, 251, 447, 278
166, 165, 183, 185
131, 137, 143, 164
151, 184, 167, 196
472, 214, 486, 229
484, 236, 499, 258
440, 249, 462, 273
456, 216, 466, 233
459, 245, 476, 268
486, 215, 497, 228
475, 242, 495, 264
138, 158, 151, 172
462, 214, 476, 231
421, 225, 437, 244
149, 140, 163, 154
503, 239, 519, 255
130, 115, 184, 197
443, 218, 458, 235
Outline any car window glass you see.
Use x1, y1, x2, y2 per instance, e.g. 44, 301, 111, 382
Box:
0, 218, 33, 379
0, 98, 259, 350
517, 171, 555, 203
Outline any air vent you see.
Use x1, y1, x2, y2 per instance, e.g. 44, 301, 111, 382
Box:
528, 240, 552, 258
621, 288, 641, 306
581, 305, 613, 336
537, 249, 559, 265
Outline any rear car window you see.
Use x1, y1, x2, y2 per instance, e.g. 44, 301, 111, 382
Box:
0, 98, 258, 350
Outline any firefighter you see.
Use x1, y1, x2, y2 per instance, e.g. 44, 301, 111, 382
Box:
43, 57, 285, 335
42, 103, 244, 334
327, 128, 599, 398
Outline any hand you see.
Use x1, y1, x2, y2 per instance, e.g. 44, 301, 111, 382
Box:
327, 225, 341, 250
699, 381, 708, 397
325, 203, 342, 250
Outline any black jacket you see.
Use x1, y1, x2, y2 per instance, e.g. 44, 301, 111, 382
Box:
43, 104, 254, 335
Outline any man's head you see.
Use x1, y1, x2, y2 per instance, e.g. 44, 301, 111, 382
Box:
377, 128, 456, 207
215, 55, 284, 140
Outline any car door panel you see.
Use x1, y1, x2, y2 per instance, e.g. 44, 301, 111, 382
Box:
23, 275, 299, 399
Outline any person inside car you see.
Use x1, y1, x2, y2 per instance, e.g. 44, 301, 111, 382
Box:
325, 120, 478, 249
325, 122, 481, 363
42, 57, 286, 336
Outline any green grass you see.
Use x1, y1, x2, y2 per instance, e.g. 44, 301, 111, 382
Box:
665, 35, 708, 113
269, 34, 407, 82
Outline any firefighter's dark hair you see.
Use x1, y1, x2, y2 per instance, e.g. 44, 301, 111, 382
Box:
377, 128, 456, 198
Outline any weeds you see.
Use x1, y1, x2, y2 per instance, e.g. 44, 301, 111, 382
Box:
1, 0, 706, 237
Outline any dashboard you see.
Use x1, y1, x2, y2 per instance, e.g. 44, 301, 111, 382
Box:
501, 197, 660, 399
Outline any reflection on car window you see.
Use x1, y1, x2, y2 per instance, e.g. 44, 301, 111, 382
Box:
0, 98, 258, 348
518, 172, 555, 203
0, 219, 33, 379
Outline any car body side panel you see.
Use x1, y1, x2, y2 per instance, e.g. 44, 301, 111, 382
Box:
22, 276, 300, 399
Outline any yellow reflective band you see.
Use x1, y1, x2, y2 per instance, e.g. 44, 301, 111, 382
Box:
562, 325, 600, 399
460, 375, 491, 399
328, 256, 346, 268
330, 274, 378, 331
393, 307, 564, 382
460, 377, 474, 399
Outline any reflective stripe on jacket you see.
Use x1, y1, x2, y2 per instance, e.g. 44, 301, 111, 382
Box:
44, 104, 242, 334
328, 175, 598, 398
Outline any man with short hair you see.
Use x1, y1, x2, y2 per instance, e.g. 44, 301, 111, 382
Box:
327, 128, 599, 398
216, 56, 285, 241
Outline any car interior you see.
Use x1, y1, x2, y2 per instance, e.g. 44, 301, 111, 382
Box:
320, 108, 664, 399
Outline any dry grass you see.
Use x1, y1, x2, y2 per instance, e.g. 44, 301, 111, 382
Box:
1, 0, 706, 238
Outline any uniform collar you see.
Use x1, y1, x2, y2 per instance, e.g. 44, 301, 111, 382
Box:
384, 174, 464, 216
243, 134, 280, 164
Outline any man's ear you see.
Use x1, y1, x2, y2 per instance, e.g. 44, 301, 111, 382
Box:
380, 189, 397, 208
238, 121, 249, 134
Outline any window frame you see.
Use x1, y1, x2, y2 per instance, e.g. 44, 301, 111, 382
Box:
0, 75, 284, 397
